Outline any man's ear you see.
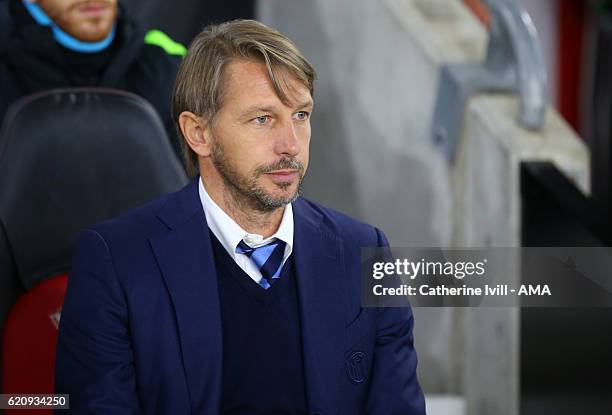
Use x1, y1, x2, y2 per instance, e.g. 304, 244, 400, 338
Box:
179, 111, 213, 157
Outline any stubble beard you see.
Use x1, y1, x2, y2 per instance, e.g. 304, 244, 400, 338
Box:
56, 2, 118, 42
210, 139, 305, 213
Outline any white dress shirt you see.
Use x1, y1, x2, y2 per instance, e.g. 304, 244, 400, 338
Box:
198, 177, 294, 284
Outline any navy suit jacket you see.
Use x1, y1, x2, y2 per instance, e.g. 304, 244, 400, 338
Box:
55, 180, 426, 415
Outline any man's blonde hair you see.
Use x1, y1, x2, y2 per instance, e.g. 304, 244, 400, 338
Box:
171, 19, 316, 178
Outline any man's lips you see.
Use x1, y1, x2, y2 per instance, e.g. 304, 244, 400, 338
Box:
76, 3, 109, 17
265, 170, 299, 182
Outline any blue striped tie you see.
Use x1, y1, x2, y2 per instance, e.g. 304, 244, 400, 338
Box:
236, 239, 287, 289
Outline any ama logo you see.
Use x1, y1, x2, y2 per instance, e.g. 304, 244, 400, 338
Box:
518, 285, 551, 296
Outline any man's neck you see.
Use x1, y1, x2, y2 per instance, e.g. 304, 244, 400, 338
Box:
203, 179, 284, 238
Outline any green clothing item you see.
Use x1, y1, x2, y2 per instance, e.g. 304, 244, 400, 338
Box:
145, 29, 187, 57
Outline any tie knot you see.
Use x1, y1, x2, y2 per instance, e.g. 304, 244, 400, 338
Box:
236, 239, 287, 289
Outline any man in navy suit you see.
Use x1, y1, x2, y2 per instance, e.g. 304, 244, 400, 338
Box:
55, 19, 426, 414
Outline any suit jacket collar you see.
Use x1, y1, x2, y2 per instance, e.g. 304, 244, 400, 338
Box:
150, 180, 346, 414
155, 179, 202, 230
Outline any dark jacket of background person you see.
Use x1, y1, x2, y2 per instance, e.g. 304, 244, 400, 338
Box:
0, 0, 185, 158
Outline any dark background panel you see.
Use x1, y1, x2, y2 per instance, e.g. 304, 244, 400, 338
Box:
122, 0, 256, 46
521, 162, 612, 415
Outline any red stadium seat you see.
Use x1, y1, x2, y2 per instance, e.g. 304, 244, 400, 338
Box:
2, 274, 67, 415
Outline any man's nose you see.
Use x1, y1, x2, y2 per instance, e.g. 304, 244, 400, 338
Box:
274, 119, 300, 156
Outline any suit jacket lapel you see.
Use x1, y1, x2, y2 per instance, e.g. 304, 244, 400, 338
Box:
293, 199, 346, 415
149, 180, 223, 414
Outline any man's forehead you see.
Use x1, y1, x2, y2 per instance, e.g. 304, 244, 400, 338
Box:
222, 59, 312, 110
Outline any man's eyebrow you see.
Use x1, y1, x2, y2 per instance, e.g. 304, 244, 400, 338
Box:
241, 105, 276, 116
295, 100, 314, 110
240, 101, 313, 116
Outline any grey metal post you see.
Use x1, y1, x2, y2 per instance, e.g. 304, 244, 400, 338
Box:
431, 0, 548, 162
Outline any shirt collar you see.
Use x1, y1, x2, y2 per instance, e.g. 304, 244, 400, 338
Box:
198, 177, 294, 259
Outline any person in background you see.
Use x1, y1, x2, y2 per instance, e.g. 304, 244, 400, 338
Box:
0, 0, 186, 158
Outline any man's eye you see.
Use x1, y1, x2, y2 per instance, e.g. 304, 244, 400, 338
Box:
253, 115, 270, 125
294, 111, 310, 121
